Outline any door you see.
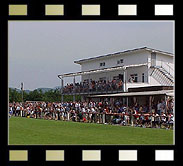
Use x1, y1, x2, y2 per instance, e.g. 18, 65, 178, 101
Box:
151, 52, 156, 66
119, 74, 124, 82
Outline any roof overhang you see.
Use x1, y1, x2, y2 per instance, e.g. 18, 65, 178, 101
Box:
58, 63, 147, 78
88, 90, 174, 98
145, 47, 174, 57
74, 47, 174, 65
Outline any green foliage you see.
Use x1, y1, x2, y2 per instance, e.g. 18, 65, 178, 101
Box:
9, 88, 22, 102
27, 89, 44, 101
63, 95, 81, 102
9, 88, 81, 102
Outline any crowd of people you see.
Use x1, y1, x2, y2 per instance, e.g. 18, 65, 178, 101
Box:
9, 97, 174, 129
63, 79, 123, 94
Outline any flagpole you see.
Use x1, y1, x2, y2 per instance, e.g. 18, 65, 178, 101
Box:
21, 82, 24, 103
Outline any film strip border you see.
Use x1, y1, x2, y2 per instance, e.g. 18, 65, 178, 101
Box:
6, 0, 175, 19
8, 4, 174, 16
1, 1, 178, 166
7, 147, 177, 165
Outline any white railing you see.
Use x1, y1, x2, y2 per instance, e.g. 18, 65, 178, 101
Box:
148, 57, 174, 78
156, 60, 174, 78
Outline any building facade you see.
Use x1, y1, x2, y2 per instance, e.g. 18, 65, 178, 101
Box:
73, 47, 174, 92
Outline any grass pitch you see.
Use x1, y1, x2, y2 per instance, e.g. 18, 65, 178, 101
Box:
9, 117, 173, 145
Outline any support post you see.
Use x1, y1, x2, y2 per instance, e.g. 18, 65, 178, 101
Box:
165, 95, 167, 114
73, 76, 76, 102
123, 68, 126, 92
147, 58, 151, 84
149, 96, 152, 113
22, 90, 23, 103
67, 112, 70, 121
103, 113, 105, 124
88, 74, 91, 93
61, 77, 64, 103
127, 97, 129, 108
21, 82, 24, 103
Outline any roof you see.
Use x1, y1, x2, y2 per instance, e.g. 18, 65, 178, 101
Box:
89, 90, 174, 98
74, 47, 174, 64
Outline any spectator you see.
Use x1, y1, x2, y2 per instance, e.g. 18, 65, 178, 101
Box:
9, 98, 174, 130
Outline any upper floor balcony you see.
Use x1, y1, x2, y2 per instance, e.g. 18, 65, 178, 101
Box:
62, 79, 124, 95
58, 63, 149, 95
58, 60, 174, 95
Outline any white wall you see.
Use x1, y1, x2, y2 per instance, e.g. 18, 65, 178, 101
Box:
82, 69, 124, 82
81, 50, 150, 71
155, 53, 174, 77
126, 66, 148, 83
156, 53, 174, 67
78, 50, 174, 87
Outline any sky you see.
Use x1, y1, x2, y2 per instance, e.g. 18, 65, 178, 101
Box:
8, 21, 174, 90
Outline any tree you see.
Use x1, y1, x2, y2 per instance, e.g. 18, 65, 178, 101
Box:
28, 89, 43, 101
9, 88, 21, 102
9, 88, 81, 102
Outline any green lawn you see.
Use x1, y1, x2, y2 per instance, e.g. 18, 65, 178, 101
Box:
9, 117, 173, 145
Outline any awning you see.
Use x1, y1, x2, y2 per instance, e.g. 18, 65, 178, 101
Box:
89, 90, 174, 98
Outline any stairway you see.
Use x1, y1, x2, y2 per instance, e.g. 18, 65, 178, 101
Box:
150, 66, 174, 86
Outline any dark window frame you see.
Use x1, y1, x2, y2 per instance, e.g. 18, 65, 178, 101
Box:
117, 59, 124, 64
100, 62, 105, 67
142, 73, 145, 83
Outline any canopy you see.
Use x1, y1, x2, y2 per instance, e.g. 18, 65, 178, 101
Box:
89, 90, 174, 98
58, 63, 147, 78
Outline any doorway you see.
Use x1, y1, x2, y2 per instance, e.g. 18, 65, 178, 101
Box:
151, 52, 156, 66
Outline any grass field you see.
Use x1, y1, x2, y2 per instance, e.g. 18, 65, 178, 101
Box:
9, 117, 173, 145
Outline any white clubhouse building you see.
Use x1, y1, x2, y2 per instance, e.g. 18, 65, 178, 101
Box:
75, 47, 174, 90
58, 47, 174, 103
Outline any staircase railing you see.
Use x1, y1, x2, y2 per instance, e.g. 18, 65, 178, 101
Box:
148, 58, 174, 85
161, 61, 174, 78
152, 59, 174, 78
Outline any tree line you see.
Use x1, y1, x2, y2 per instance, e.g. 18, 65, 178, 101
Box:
9, 88, 81, 103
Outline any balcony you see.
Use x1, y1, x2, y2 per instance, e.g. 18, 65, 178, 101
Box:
62, 79, 124, 95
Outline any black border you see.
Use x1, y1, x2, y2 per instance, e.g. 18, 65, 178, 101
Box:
0, 0, 180, 166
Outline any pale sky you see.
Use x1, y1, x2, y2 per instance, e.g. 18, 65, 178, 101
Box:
8, 21, 174, 90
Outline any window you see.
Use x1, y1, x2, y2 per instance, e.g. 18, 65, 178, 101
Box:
100, 62, 105, 67
142, 73, 145, 83
129, 74, 138, 82
117, 59, 123, 64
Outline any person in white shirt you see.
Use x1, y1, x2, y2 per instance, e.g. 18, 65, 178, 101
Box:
82, 107, 86, 113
